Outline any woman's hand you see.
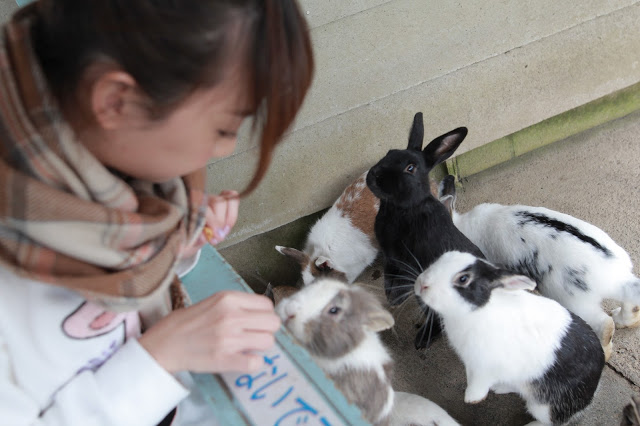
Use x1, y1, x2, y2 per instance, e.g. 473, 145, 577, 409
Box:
179, 190, 240, 258
139, 291, 281, 374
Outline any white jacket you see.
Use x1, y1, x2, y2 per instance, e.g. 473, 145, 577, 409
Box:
0, 253, 218, 426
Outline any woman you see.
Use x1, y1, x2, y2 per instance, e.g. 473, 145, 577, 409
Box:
0, 1, 314, 424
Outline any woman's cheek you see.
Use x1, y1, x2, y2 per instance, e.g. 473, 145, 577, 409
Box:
210, 137, 238, 158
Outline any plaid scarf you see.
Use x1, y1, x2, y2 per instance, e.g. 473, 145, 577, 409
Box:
0, 7, 207, 315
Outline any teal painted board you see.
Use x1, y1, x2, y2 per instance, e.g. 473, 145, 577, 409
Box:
182, 244, 369, 426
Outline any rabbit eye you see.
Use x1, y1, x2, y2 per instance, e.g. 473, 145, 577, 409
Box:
328, 306, 341, 315
456, 274, 471, 285
404, 164, 417, 174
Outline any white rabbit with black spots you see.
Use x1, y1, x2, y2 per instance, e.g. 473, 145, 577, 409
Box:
415, 251, 604, 426
439, 174, 640, 360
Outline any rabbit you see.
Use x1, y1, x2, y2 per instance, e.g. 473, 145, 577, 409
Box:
276, 277, 395, 425
390, 391, 460, 426
275, 277, 460, 426
415, 251, 605, 426
438, 174, 640, 361
263, 283, 299, 306
276, 170, 440, 286
366, 112, 484, 349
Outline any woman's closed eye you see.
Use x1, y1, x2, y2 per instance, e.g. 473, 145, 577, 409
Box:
217, 130, 237, 138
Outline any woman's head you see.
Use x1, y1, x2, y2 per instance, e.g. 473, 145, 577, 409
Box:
32, 0, 314, 189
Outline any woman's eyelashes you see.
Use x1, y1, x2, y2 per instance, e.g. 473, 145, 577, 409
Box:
217, 129, 237, 138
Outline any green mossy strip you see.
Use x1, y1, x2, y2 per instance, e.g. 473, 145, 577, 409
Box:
445, 81, 640, 179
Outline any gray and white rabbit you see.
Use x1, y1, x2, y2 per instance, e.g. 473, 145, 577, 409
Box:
276, 277, 459, 426
415, 251, 604, 425
276, 170, 440, 286
439, 174, 640, 360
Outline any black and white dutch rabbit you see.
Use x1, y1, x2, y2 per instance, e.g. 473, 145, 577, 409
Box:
366, 112, 484, 349
275, 277, 460, 426
439, 174, 640, 361
415, 251, 605, 426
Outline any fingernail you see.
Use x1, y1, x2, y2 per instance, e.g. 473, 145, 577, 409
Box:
216, 228, 226, 239
203, 226, 214, 241
223, 225, 231, 235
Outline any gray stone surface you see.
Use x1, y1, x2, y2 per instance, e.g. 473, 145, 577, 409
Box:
221, 110, 640, 425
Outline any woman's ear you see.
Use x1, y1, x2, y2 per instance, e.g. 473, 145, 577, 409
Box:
89, 70, 150, 130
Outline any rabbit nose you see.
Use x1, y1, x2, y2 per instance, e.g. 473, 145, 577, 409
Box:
284, 302, 300, 318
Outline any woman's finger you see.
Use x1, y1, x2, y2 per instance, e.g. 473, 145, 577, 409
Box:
219, 190, 239, 231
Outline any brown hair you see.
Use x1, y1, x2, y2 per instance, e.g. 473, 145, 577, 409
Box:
32, 0, 314, 195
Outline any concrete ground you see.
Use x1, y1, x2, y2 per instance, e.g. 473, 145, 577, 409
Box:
222, 109, 640, 425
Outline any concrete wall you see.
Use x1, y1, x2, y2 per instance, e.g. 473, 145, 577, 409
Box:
211, 0, 640, 248
4, 1, 640, 247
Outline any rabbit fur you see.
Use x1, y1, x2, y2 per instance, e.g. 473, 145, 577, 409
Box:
276, 278, 396, 425
276, 170, 440, 286
276, 277, 460, 426
439, 175, 640, 361
416, 251, 604, 425
366, 112, 484, 349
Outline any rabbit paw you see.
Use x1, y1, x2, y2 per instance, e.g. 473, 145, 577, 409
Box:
599, 316, 615, 362
612, 304, 640, 329
464, 386, 489, 404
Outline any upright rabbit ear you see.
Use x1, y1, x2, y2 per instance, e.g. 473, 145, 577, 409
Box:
496, 274, 537, 291
423, 127, 468, 169
407, 112, 424, 151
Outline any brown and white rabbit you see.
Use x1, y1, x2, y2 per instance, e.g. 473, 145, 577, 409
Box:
416, 251, 605, 425
275, 278, 459, 426
439, 174, 640, 360
276, 170, 440, 286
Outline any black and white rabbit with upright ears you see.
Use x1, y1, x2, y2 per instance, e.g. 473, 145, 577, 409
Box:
366, 112, 484, 349
416, 251, 604, 425
439, 175, 640, 360
276, 278, 460, 426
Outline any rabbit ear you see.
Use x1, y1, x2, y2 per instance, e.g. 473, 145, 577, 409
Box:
422, 127, 468, 169
315, 256, 334, 271
438, 175, 457, 215
365, 305, 395, 332
275, 245, 309, 268
407, 112, 424, 151
496, 274, 537, 291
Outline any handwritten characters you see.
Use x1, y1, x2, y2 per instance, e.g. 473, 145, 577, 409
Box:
222, 348, 343, 425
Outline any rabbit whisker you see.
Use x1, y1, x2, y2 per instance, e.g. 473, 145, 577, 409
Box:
389, 257, 421, 279
384, 275, 417, 284
401, 241, 424, 274
389, 287, 415, 306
